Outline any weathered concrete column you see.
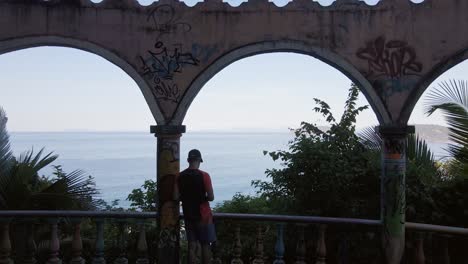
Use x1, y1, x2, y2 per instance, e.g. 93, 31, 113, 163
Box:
151, 125, 186, 264
378, 125, 414, 264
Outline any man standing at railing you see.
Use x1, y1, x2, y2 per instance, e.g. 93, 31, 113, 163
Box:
178, 149, 216, 264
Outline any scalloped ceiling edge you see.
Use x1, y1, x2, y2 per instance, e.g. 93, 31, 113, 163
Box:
0, 0, 432, 9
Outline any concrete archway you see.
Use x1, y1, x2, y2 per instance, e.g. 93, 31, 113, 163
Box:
172, 40, 391, 126
401, 45, 468, 124
0, 35, 166, 125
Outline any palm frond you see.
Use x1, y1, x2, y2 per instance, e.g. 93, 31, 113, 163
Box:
407, 133, 435, 166
358, 127, 382, 152
0, 107, 13, 174
0, 159, 43, 209
0, 107, 14, 209
359, 127, 436, 165
0, 148, 59, 209
33, 169, 99, 210
425, 80, 468, 116
425, 80, 468, 172
16, 148, 58, 172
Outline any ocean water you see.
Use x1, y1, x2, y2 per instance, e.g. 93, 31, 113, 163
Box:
8, 132, 449, 207
8, 132, 291, 207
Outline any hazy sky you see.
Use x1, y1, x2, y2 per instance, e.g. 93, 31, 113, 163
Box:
0, 0, 451, 132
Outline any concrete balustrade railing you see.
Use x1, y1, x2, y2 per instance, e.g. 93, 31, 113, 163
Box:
0, 211, 466, 263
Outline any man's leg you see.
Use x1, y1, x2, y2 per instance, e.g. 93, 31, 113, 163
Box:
201, 243, 212, 264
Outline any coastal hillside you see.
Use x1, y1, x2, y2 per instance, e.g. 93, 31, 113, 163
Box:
348, 125, 449, 143
414, 124, 449, 143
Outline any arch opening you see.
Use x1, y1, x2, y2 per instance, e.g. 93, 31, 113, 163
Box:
0, 46, 156, 206
174, 41, 390, 126
408, 60, 468, 160
182, 52, 380, 204
0, 35, 165, 124
403, 46, 468, 124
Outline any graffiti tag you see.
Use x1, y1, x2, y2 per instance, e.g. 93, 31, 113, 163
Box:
147, 4, 191, 38
140, 41, 199, 80
357, 37, 422, 79
140, 41, 200, 103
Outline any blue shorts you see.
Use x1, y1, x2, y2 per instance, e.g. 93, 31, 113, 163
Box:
185, 221, 217, 243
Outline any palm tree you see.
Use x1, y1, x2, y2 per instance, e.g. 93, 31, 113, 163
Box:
0, 107, 99, 210
425, 79, 468, 177
0, 107, 13, 183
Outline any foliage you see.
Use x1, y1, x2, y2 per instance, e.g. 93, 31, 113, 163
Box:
359, 127, 442, 222
0, 108, 99, 210
212, 83, 468, 262
0, 107, 103, 264
213, 193, 275, 214
0, 150, 99, 210
96, 198, 125, 211
0, 107, 13, 183
432, 179, 468, 227
425, 80, 468, 177
127, 179, 157, 211
252, 84, 380, 218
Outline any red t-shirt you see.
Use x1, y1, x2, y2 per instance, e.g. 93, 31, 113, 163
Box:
199, 170, 214, 224
178, 168, 214, 224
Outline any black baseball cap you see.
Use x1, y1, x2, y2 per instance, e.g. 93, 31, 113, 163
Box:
188, 149, 203, 162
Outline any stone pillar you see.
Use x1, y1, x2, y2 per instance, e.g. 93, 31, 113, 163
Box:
378, 125, 414, 264
151, 125, 186, 264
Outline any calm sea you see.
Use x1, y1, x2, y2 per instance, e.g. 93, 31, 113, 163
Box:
8, 132, 449, 207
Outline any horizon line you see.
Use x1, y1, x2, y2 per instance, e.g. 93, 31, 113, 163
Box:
8, 123, 447, 133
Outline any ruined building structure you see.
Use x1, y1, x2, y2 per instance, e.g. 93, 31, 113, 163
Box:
1, 0, 466, 263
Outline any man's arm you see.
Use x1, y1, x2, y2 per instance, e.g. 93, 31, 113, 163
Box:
203, 172, 214, 202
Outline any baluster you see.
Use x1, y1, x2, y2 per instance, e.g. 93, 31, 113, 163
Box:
413, 232, 425, 264
23, 223, 37, 264
295, 224, 306, 264
273, 224, 285, 264
0, 221, 12, 264
338, 234, 349, 264
92, 219, 105, 264
46, 218, 62, 264
113, 221, 128, 264
14, 220, 37, 264
315, 224, 326, 264
70, 218, 85, 264
441, 235, 450, 264
211, 241, 222, 264
252, 226, 264, 264
230, 225, 243, 264
136, 220, 149, 264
